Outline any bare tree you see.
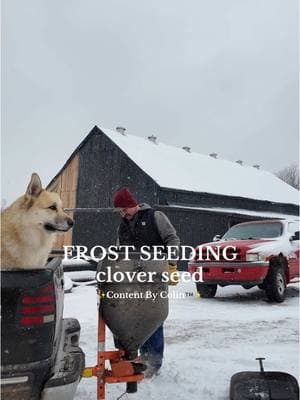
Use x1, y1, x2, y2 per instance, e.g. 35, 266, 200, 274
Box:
276, 163, 300, 190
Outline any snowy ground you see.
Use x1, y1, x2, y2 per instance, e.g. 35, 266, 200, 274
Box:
64, 276, 299, 400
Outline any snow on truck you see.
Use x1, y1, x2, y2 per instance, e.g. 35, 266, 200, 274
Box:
188, 219, 299, 302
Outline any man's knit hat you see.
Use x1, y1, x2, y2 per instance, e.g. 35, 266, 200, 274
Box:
113, 187, 138, 208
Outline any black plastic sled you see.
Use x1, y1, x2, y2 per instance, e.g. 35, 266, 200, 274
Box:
229, 358, 299, 400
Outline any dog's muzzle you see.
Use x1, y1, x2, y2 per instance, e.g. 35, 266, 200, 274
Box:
44, 218, 74, 232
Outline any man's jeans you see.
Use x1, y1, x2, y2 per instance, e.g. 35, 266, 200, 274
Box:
140, 325, 164, 368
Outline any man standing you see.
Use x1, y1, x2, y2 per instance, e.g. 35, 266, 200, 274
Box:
113, 187, 180, 377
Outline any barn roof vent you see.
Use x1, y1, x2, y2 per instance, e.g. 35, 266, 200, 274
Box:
182, 146, 191, 153
236, 160, 244, 166
148, 135, 157, 144
116, 126, 126, 135
209, 153, 218, 159
252, 164, 260, 170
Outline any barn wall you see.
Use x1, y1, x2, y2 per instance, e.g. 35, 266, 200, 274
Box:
47, 127, 298, 258
158, 188, 299, 216
72, 131, 159, 246
70, 206, 262, 270
75, 131, 159, 207
48, 154, 79, 248
72, 210, 120, 252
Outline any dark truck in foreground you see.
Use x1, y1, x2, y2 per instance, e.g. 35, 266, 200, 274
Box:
188, 219, 300, 302
1, 258, 84, 400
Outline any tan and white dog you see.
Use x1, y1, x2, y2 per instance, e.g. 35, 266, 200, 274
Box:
1, 173, 73, 269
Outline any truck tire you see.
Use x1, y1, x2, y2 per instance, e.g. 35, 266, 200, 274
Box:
196, 283, 217, 298
264, 265, 287, 303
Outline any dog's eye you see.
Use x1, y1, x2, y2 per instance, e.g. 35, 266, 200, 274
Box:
48, 205, 57, 211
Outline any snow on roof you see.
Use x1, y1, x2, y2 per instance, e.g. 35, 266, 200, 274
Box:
101, 127, 299, 205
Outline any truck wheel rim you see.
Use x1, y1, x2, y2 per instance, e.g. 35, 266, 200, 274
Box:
276, 273, 285, 294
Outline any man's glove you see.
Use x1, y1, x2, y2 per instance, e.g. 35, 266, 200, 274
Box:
168, 264, 179, 286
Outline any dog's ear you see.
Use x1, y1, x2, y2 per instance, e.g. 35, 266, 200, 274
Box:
26, 173, 43, 197
48, 178, 61, 193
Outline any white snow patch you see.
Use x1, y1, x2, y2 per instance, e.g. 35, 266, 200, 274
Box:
63, 259, 94, 267
64, 275, 73, 292
64, 276, 299, 400
247, 237, 296, 258
65, 271, 96, 281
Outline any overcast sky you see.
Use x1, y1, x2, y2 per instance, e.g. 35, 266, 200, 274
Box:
1, 0, 299, 204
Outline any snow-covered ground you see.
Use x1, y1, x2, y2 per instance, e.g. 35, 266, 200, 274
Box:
64, 276, 299, 400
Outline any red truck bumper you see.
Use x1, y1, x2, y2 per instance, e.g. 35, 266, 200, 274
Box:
188, 261, 269, 285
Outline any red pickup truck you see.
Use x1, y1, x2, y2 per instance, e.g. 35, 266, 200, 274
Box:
188, 219, 299, 302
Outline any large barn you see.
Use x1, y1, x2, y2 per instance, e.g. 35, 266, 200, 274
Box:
47, 125, 299, 267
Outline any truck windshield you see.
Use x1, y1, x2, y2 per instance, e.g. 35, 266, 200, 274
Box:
222, 222, 283, 240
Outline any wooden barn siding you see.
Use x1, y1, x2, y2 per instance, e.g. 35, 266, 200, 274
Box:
52, 154, 79, 248
158, 188, 299, 216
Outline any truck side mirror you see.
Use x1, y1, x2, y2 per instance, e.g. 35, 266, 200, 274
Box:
291, 231, 300, 241
213, 235, 221, 242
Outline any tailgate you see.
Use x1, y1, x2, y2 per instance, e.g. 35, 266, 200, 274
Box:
1, 258, 63, 365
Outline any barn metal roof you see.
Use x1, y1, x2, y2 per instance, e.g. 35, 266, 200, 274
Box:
100, 127, 299, 206
46, 125, 299, 207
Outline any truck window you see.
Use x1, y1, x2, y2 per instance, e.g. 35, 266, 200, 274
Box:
222, 222, 283, 240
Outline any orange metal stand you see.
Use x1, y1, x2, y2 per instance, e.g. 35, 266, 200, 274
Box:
82, 291, 144, 400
